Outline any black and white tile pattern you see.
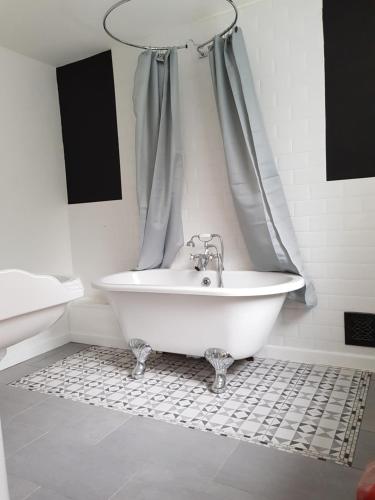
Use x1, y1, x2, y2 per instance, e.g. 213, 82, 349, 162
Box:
10, 346, 371, 466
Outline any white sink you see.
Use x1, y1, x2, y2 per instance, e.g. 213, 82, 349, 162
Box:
0, 269, 84, 500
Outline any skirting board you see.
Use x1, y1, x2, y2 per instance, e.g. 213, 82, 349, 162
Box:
259, 345, 375, 372
69, 300, 375, 371
0, 332, 71, 370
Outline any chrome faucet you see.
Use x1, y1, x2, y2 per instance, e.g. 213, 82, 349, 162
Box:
186, 234, 224, 287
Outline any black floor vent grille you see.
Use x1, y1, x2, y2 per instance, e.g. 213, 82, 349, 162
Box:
345, 312, 375, 348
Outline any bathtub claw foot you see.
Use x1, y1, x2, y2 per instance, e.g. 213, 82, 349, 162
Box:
129, 338, 152, 379
204, 348, 234, 394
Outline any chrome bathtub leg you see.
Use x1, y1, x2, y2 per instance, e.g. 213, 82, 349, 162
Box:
129, 338, 152, 379
204, 348, 234, 394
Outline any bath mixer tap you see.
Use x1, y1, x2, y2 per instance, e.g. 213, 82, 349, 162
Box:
190, 253, 210, 272
187, 234, 224, 287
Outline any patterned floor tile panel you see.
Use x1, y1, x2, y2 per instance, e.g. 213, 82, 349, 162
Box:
9, 346, 371, 466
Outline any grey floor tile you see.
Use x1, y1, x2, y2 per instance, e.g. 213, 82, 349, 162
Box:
363, 378, 375, 433
3, 419, 47, 457
353, 430, 375, 470
7, 396, 95, 433
0, 386, 49, 425
7, 473, 40, 500
99, 416, 238, 478
24, 343, 87, 369
215, 441, 363, 500
0, 363, 42, 387
27, 487, 73, 500
110, 462, 255, 500
6, 414, 238, 500
6, 421, 143, 500
49, 404, 131, 446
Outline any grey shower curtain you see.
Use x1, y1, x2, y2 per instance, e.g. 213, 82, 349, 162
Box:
133, 49, 184, 269
210, 28, 316, 306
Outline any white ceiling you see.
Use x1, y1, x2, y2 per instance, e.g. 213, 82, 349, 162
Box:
0, 0, 249, 67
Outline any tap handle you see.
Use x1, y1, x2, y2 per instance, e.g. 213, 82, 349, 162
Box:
198, 233, 213, 243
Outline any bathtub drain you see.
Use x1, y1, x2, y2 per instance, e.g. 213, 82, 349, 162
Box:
201, 277, 211, 287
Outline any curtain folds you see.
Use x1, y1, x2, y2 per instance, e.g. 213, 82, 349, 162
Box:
209, 28, 316, 306
133, 49, 184, 270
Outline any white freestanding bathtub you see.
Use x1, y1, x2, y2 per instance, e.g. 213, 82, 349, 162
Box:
94, 269, 304, 359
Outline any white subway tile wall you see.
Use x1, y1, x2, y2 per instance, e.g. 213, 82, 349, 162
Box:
237, 0, 375, 358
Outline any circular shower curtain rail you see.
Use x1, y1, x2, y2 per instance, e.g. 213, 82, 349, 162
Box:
103, 0, 238, 57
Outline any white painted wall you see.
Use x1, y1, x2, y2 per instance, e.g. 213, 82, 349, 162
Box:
68, 0, 374, 368
0, 46, 73, 368
0, 45, 72, 275
67, 47, 140, 293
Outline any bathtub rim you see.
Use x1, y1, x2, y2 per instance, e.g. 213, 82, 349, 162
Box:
93, 269, 305, 297
0, 269, 84, 322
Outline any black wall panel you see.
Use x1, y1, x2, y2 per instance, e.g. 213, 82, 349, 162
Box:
57, 50, 122, 204
323, 0, 375, 181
